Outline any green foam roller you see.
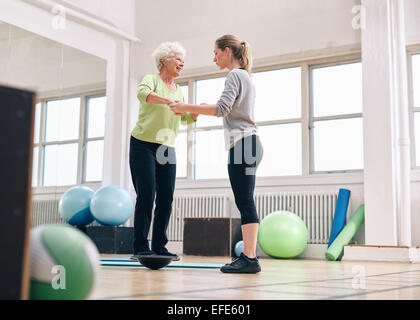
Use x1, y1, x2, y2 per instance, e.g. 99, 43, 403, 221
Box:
325, 204, 365, 261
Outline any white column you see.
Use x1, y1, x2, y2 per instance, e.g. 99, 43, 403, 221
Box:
103, 39, 132, 187
361, 0, 411, 246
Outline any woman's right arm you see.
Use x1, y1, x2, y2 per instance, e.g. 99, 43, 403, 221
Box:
137, 75, 173, 105
145, 92, 173, 105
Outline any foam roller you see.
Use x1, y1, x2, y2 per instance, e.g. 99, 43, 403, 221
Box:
328, 188, 351, 247
325, 204, 365, 261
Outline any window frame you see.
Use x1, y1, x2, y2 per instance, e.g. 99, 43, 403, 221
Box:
32, 89, 106, 189
309, 58, 363, 174
408, 46, 420, 170
175, 53, 364, 183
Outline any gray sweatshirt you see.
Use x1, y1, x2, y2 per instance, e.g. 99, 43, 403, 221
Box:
215, 68, 258, 150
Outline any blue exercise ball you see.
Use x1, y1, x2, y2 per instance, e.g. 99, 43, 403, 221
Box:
90, 185, 133, 226
58, 186, 95, 226
234, 240, 244, 257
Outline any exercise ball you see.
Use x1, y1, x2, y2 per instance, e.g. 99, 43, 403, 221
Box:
257, 210, 308, 258
30, 224, 100, 300
58, 186, 95, 226
90, 185, 133, 226
234, 240, 244, 257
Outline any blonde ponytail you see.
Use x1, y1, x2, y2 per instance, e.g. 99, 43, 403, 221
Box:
240, 40, 253, 74
215, 34, 253, 74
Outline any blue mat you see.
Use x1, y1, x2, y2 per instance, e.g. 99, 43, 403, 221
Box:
100, 258, 223, 269
327, 188, 351, 248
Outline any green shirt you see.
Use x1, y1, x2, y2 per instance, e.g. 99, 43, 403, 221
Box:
131, 74, 195, 147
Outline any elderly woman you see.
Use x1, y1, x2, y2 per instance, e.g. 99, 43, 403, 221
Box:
129, 42, 196, 260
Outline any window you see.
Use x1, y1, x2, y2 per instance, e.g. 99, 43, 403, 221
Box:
192, 77, 227, 179
411, 53, 420, 167
254, 67, 302, 176
176, 84, 189, 178
32, 93, 106, 187
311, 62, 363, 172
258, 123, 302, 177
84, 96, 106, 182
174, 57, 363, 181
194, 129, 227, 179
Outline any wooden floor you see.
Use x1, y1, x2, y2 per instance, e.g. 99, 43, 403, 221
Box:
92, 254, 420, 300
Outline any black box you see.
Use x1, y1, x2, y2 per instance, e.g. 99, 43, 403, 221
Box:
183, 217, 242, 257
86, 226, 134, 254
0, 86, 35, 299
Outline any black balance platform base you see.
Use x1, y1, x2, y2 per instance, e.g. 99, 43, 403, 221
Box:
135, 255, 178, 270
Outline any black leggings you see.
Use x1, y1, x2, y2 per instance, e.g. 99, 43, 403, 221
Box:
228, 135, 263, 225
129, 136, 176, 253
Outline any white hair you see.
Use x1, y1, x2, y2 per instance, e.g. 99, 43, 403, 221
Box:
152, 42, 186, 71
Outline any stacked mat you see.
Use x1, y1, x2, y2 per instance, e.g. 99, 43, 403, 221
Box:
100, 258, 223, 269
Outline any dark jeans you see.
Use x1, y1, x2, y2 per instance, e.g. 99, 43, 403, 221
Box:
228, 135, 263, 225
129, 136, 176, 253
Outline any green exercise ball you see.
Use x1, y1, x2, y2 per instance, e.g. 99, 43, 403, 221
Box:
258, 210, 308, 258
29, 225, 100, 300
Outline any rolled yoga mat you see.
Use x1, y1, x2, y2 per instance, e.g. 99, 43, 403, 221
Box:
325, 204, 365, 261
327, 188, 351, 248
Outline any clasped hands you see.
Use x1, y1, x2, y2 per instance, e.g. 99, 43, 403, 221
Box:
168, 100, 199, 121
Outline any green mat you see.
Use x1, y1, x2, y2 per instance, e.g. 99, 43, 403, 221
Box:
325, 204, 365, 261
100, 258, 223, 269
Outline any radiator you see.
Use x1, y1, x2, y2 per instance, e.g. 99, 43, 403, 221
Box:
162, 194, 230, 241
30, 195, 230, 242
254, 191, 339, 244
31, 199, 65, 227
31, 192, 338, 245
31, 199, 101, 227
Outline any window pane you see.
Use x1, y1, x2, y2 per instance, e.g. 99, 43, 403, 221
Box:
413, 54, 420, 107
414, 113, 420, 167
87, 96, 106, 138
45, 97, 80, 142
180, 84, 189, 103
312, 62, 362, 117
175, 132, 188, 178
43, 143, 78, 186
195, 77, 225, 128
257, 124, 302, 176
254, 67, 301, 121
195, 129, 228, 179
313, 118, 363, 171
85, 140, 104, 182
32, 146, 39, 187
34, 103, 41, 144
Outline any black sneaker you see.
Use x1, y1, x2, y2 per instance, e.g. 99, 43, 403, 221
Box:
153, 248, 180, 261
130, 249, 155, 260
220, 253, 261, 274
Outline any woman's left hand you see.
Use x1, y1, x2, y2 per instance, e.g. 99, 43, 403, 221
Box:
190, 113, 199, 121
169, 101, 187, 115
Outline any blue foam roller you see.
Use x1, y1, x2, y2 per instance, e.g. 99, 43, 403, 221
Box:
327, 188, 351, 248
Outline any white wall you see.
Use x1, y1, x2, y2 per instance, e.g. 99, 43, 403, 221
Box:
129, 0, 365, 244
58, 0, 135, 34
4, 0, 420, 247
133, 0, 360, 77
406, 0, 420, 246
128, 0, 420, 246
405, 0, 420, 44
0, 0, 136, 201
0, 24, 106, 93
